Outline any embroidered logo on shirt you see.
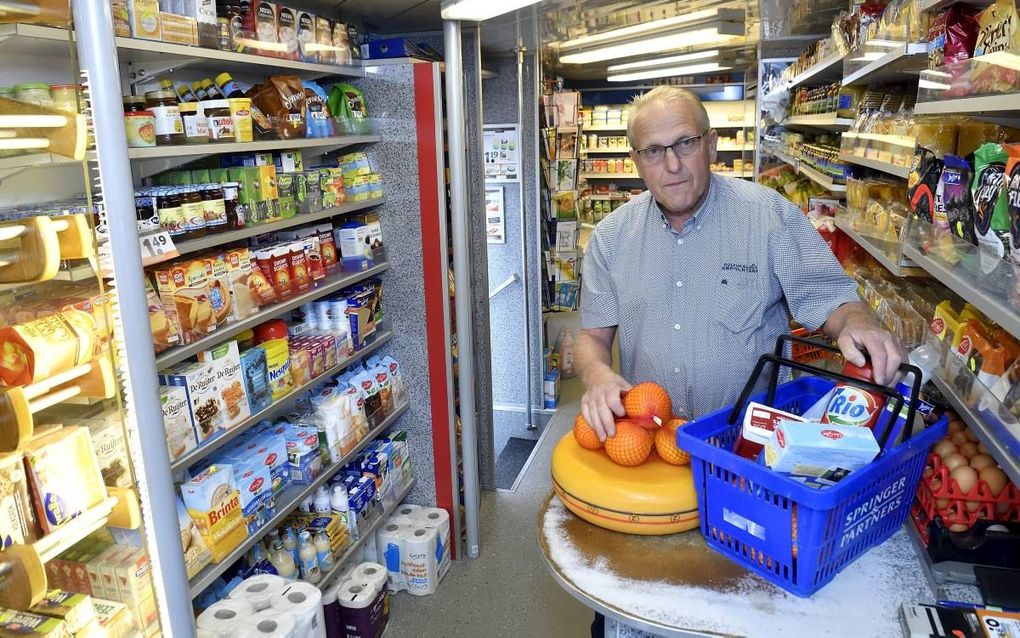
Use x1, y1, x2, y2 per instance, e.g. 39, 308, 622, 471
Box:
721, 263, 759, 274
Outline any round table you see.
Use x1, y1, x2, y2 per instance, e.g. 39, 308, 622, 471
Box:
537, 491, 936, 638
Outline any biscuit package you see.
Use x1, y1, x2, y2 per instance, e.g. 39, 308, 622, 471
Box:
160, 362, 227, 445
175, 497, 211, 579
152, 261, 217, 346
160, 385, 196, 461
197, 341, 251, 430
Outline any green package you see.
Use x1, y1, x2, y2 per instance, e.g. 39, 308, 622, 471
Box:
277, 173, 296, 219
971, 142, 1011, 272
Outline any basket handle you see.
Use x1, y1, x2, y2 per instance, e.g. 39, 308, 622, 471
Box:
726, 350, 922, 450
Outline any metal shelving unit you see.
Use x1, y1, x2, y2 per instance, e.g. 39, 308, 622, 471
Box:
782, 113, 853, 131
188, 402, 410, 597
174, 198, 385, 256
915, 94, 1020, 119
797, 162, 847, 193
155, 259, 389, 368
838, 152, 911, 179
841, 43, 928, 87
169, 329, 393, 474
763, 52, 844, 102
833, 218, 928, 277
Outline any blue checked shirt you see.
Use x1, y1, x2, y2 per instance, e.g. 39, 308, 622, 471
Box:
581, 175, 860, 419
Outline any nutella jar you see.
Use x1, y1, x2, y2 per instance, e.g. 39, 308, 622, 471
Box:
204, 99, 236, 143
144, 90, 185, 145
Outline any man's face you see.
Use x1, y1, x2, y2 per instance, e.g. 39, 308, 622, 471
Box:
629, 100, 717, 217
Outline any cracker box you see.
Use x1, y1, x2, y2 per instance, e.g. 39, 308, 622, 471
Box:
197, 341, 251, 430
222, 248, 260, 320
764, 421, 880, 480
160, 362, 227, 445
160, 385, 196, 461
0, 452, 39, 547
128, 0, 161, 40
152, 260, 216, 345
29, 590, 95, 633
180, 464, 247, 562
159, 12, 197, 45
176, 496, 211, 579
0, 610, 68, 637
83, 412, 134, 488
23, 427, 108, 534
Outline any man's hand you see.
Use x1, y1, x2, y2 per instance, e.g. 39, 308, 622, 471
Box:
580, 367, 632, 441
829, 305, 907, 385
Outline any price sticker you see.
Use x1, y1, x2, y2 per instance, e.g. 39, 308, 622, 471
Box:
139, 230, 179, 266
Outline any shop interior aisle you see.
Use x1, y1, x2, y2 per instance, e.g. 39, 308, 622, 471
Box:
388, 377, 592, 636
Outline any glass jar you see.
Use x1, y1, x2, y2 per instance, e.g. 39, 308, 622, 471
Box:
179, 186, 207, 238
135, 193, 160, 233
123, 94, 147, 113
124, 110, 157, 148
204, 100, 235, 143
200, 184, 227, 234
222, 182, 245, 230
179, 103, 208, 144
155, 188, 185, 238
14, 83, 53, 107
144, 90, 185, 145
50, 84, 78, 113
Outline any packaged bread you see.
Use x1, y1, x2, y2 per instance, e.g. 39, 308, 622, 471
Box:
175, 497, 211, 579
23, 427, 108, 534
0, 310, 98, 387
0, 452, 39, 547
152, 260, 217, 346
29, 590, 95, 633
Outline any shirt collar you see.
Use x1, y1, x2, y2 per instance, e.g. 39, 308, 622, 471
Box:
653, 174, 716, 237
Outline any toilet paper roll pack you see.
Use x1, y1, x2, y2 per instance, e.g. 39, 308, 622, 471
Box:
228, 574, 286, 612
322, 579, 344, 638
402, 526, 440, 597
352, 562, 388, 592
337, 578, 388, 638
197, 599, 256, 637
269, 581, 326, 638
392, 504, 421, 518
245, 609, 297, 637
376, 522, 414, 592
361, 533, 379, 564
414, 507, 451, 579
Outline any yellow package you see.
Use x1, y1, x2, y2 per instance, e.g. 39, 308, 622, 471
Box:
180, 465, 247, 562
29, 590, 95, 634
263, 339, 292, 402
23, 427, 108, 535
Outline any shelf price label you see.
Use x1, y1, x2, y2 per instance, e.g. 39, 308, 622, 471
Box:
139, 231, 179, 267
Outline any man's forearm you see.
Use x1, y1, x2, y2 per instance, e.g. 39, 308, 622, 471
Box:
821, 301, 873, 339
576, 329, 615, 386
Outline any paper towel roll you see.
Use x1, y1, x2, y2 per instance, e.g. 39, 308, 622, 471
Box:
393, 504, 422, 518
228, 574, 286, 611
415, 507, 452, 578
197, 599, 256, 636
352, 562, 388, 592
402, 526, 439, 597
269, 580, 326, 638
245, 609, 296, 637
376, 522, 414, 592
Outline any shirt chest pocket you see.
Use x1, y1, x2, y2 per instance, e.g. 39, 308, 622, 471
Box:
713, 278, 765, 334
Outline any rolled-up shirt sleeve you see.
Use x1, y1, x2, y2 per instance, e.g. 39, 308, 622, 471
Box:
580, 224, 619, 330
770, 200, 861, 331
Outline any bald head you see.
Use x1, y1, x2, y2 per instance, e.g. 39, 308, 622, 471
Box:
626, 86, 710, 147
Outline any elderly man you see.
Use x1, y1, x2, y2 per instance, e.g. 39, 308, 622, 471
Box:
578, 86, 905, 439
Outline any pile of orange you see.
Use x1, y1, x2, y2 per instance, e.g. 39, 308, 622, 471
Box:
574, 382, 691, 467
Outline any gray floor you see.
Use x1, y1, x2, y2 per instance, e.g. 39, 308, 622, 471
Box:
387, 377, 593, 637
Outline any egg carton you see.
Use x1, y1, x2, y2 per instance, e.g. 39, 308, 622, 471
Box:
914, 452, 1020, 533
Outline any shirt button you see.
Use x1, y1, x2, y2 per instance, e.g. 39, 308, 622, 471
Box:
674, 367, 681, 374
676, 281, 683, 287
677, 239, 683, 245
674, 324, 681, 330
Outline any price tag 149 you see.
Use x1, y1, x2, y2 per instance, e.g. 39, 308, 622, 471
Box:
139, 231, 179, 267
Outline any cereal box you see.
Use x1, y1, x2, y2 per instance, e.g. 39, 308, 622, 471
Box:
152, 260, 217, 345
197, 341, 251, 430
180, 465, 247, 562
160, 362, 227, 445
160, 385, 196, 461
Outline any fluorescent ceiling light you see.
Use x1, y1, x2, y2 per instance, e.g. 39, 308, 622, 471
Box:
851, 51, 886, 62
607, 49, 720, 72
608, 62, 733, 82
560, 25, 742, 65
441, 0, 542, 21
559, 9, 719, 49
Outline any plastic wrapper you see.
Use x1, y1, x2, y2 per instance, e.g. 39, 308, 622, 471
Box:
975, 0, 1020, 57
972, 142, 1011, 271
909, 147, 944, 223
927, 5, 981, 69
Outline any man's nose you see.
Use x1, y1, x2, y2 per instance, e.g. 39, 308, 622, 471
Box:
663, 146, 684, 173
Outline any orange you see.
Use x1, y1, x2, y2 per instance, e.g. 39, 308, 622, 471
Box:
605, 420, 653, 467
623, 382, 672, 426
573, 413, 603, 450
654, 418, 690, 466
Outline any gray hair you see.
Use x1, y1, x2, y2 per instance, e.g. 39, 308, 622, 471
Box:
626, 86, 710, 146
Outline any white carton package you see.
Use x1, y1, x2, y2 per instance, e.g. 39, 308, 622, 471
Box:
764, 420, 880, 481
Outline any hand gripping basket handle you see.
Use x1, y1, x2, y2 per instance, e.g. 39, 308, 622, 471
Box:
726, 337, 923, 450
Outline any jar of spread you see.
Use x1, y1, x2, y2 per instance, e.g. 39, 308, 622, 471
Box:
222, 181, 245, 230
144, 90, 185, 145
179, 186, 207, 238
179, 102, 208, 144
135, 193, 160, 234
154, 188, 185, 238
50, 84, 79, 113
123, 95, 147, 113
200, 184, 227, 234
14, 83, 53, 107
124, 110, 157, 148
204, 100, 235, 143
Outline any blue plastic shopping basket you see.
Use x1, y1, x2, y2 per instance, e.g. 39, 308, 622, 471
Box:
677, 334, 947, 597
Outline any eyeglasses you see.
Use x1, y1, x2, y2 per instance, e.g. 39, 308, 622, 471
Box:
633, 131, 709, 163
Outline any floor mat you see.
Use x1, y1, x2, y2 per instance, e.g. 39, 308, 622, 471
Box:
495, 437, 539, 491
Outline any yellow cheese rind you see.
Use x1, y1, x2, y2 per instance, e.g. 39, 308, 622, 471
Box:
551, 432, 700, 535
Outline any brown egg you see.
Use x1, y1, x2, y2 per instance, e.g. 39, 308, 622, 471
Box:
951, 465, 979, 495
933, 440, 957, 459
959, 442, 979, 459
942, 453, 969, 472
949, 522, 971, 532
979, 467, 1009, 497
948, 420, 964, 434
964, 429, 979, 443
952, 432, 969, 447
978, 443, 990, 455
969, 454, 997, 471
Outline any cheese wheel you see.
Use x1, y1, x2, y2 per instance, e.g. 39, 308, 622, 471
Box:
551, 432, 700, 535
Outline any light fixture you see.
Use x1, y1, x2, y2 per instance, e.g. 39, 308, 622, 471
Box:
440, 0, 542, 21
561, 26, 742, 64
607, 49, 720, 72
607, 62, 733, 83
559, 9, 720, 49
850, 50, 886, 62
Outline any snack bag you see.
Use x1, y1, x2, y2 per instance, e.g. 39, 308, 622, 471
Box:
928, 5, 982, 68
972, 142, 1011, 272
975, 0, 1020, 57
1004, 143, 1020, 267
908, 148, 943, 224
943, 154, 978, 246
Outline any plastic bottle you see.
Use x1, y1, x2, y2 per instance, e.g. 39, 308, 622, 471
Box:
558, 328, 575, 379
283, 527, 299, 565
300, 495, 315, 513
313, 486, 331, 513
298, 531, 321, 583
331, 484, 357, 539
268, 528, 285, 553
314, 530, 334, 572
820, 360, 886, 430
270, 547, 297, 579
885, 344, 940, 437
248, 540, 266, 567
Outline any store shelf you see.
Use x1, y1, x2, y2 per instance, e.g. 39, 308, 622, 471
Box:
583, 124, 627, 132
0, 151, 79, 180
841, 42, 929, 87
797, 163, 847, 193
834, 218, 928, 277
34, 497, 119, 563
155, 259, 389, 369
0, 24, 365, 79
188, 402, 409, 598
782, 113, 853, 131
319, 476, 417, 587
52, 262, 98, 282
769, 147, 799, 170
838, 152, 911, 179
711, 119, 754, 129
901, 243, 1020, 339
765, 52, 844, 101
932, 374, 1020, 486
716, 144, 754, 152
174, 198, 386, 255
919, 0, 992, 11
579, 173, 641, 180
584, 194, 637, 201
128, 135, 380, 160
915, 94, 1020, 119
714, 171, 752, 178
169, 329, 393, 474
582, 148, 630, 154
